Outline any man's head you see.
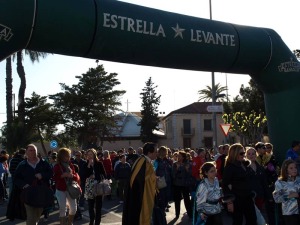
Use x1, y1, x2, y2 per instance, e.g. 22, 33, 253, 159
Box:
117, 149, 124, 155
223, 144, 230, 155
255, 142, 266, 155
74, 150, 82, 160
18, 148, 26, 157
218, 145, 224, 154
128, 147, 134, 154
197, 148, 205, 157
143, 142, 157, 160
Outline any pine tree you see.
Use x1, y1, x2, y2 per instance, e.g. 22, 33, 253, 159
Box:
50, 65, 125, 148
139, 77, 161, 143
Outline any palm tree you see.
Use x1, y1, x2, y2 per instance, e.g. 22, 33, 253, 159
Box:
4, 50, 49, 149
198, 83, 228, 102
16, 50, 49, 146
5, 56, 14, 152
16, 50, 48, 126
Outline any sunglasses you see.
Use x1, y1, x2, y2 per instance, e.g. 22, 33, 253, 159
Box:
239, 152, 246, 156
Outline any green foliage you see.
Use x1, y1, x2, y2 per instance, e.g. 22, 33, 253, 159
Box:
223, 111, 267, 145
25, 92, 60, 137
198, 83, 228, 102
25, 92, 61, 154
139, 77, 161, 143
0, 92, 60, 153
225, 79, 265, 115
1, 119, 28, 153
49, 65, 125, 149
54, 131, 79, 149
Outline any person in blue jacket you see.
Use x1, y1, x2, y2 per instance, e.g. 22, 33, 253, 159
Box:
14, 144, 53, 225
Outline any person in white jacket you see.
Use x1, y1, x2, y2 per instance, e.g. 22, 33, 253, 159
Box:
273, 159, 300, 225
195, 162, 223, 225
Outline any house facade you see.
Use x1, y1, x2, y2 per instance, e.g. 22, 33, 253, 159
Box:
159, 102, 226, 149
76, 102, 228, 151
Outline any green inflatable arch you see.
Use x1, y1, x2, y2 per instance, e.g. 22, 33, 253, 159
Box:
1, 0, 300, 161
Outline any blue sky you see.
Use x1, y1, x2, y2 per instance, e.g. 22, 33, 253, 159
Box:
0, 0, 299, 127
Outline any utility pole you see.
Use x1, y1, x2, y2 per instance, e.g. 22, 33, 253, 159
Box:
209, 0, 218, 153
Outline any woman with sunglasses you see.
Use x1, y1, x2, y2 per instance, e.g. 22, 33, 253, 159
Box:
222, 143, 257, 225
84, 148, 107, 225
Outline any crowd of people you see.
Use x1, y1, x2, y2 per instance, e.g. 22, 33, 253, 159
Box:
0, 140, 300, 225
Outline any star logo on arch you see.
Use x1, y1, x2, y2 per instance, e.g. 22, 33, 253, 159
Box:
172, 23, 185, 39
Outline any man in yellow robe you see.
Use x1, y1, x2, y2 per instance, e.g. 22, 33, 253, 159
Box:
122, 142, 157, 225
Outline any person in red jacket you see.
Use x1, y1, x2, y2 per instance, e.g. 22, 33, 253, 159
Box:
100, 150, 113, 200
100, 150, 113, 178
53, 148, 80, 225
192, 148, 205, 181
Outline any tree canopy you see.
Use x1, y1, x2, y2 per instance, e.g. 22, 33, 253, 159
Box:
50, 65, 125, 149
223, 78, 267, 144
224, 79, 265, 115
198, 83, 228, 102
139, 77, 161, 143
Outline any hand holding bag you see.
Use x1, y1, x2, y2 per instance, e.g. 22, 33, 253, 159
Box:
21, 179, 54, 208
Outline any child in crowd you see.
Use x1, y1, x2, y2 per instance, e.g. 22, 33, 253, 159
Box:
194, 162, 223, 225
273, 159, 300, 225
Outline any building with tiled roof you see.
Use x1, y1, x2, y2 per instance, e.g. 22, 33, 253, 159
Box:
160, 102, 226, 149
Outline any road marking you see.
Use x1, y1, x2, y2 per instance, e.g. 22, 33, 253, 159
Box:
102, 207, 123, 219
82, 207, 122, 224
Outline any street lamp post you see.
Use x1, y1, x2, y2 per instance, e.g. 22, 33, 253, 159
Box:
209, 0, 218, 153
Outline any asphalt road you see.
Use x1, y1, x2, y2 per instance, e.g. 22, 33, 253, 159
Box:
0, 194, 233, 225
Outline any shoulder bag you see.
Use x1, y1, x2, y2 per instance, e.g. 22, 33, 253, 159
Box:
94, 179, 112, 196
66, 179, 82, 199
156, 176, 167, 189
60, 165, 82, 199
92, 169, 111, 196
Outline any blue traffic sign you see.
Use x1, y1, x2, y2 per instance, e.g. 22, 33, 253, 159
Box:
50, 140, 58, 149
